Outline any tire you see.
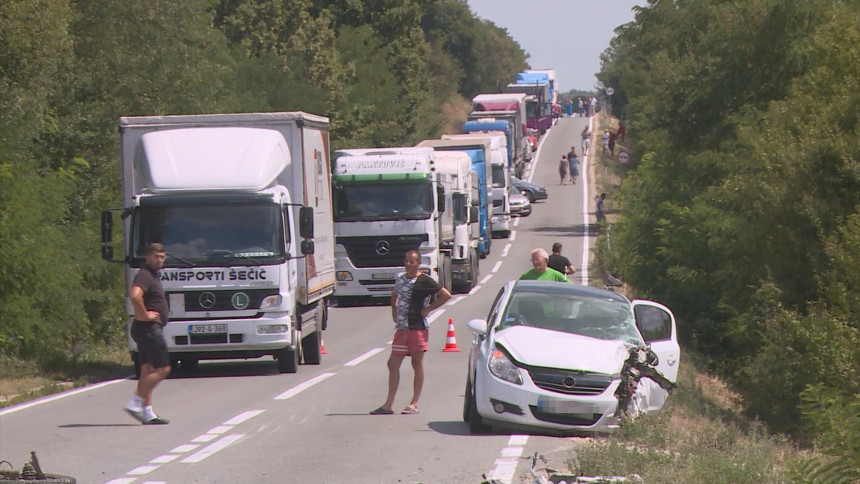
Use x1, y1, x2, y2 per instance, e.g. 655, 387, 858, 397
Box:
302, 331, 322, 365
469, 249, 479, 291
463, 378, 473, 422
130, 352, 141, 379
275, 346, 299, 373
500, 230, 511, 239
466, 376, 491, 434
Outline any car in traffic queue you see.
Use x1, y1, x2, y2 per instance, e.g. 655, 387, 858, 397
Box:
511, 176, 548, 203
509, 187, 532, 217
463, 280, 680, 434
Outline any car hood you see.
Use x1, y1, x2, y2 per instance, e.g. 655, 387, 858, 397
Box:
495, 326, 627, 375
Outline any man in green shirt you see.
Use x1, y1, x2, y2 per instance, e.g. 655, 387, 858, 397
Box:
520, 248, 571, 282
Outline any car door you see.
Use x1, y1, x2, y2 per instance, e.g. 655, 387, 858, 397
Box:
632, 300, 680, 412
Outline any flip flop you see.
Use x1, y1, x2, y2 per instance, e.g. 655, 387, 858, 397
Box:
401, 406, 419, 415
370, 406, 394, 415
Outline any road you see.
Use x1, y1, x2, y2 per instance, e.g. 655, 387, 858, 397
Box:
0, 115, 597, 484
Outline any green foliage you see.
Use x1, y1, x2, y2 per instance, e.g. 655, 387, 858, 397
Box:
791, 385, 860, 483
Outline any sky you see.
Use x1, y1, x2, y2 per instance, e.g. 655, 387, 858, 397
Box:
466, 0, 645, 93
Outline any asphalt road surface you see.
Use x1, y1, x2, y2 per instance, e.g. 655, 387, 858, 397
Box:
0, 115, 600, 484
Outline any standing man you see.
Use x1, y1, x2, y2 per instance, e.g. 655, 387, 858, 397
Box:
520, 248, 570, 282
124, 243, 171, 425
596, 193, 607, 223
371, 250, 451, 415
547, 242, 576, 277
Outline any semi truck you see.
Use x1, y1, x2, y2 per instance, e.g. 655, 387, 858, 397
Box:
416, 138, 493, 259
506, 73, 553, 133
434, 151, 481, 293
442, 132, 511, 239
101, 112, 335, 375
331, 147, 452, 302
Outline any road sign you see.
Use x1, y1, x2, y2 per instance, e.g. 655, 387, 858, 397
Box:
606, 87, 614, 96
617, 150, 630, 164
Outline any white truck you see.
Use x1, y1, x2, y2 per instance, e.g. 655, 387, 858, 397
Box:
331, 147, 453, 301
101, 112, 335, 375
442, 132, 511, 239
434, 151, 481, 293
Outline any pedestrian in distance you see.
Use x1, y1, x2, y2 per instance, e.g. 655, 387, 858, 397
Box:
558, 155, 569, 185
568, 150, 580, 185
547, 242, 576, 277
608, 129, 617, 156
581, 126, 591, 156
520, 248, 570, 282
566, 99, 574, 117
596, 193, 607, 224
371, 250, 451, 415
617, 117, 627, 142
602, 129, 610, 155
124, 243, 171, 425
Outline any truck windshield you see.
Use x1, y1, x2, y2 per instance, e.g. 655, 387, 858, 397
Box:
333, 181, 433, 222
132, 201, 285, 267
491, 165, 507, 188
452, 193, 467, 226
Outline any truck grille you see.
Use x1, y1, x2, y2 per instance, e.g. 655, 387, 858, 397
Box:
336, 234, 428, 268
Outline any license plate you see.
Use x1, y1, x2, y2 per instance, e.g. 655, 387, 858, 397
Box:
189, 324, 227, 335
537, 397, 597, 415
372, 272, 395, 280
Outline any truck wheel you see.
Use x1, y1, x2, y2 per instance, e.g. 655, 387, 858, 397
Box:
275, 346, 299, 373
440, 254, 452, 292
131, 352, 141, 379
302, 331, 322, 365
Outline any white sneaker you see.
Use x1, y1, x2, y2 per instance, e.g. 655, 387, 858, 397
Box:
124, 403, 144, 423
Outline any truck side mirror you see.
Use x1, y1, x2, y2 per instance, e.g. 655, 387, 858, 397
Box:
299, 207, 314, 238
301, 240, 315, 255
436, 186, 445, 212
469, 206, 479, 224
101, 211, 113, 261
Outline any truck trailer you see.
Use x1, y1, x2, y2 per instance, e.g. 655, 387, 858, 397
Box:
101, 112, 335, 375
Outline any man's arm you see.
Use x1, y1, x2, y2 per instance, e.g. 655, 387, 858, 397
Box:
420, 288, 451, 318
130, 285, 161, 323
391, 289, 398, 321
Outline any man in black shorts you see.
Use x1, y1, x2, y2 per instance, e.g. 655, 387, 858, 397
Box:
547, 242, 576, 278
124, 243, 171, 424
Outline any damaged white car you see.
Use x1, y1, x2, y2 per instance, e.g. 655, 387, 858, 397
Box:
463, 280, 680, 434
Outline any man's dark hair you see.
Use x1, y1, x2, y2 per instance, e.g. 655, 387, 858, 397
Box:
146, 242, 165, 254
552, 242, 562, 253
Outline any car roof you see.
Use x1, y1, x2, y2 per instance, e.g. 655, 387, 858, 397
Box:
511, 280, 629, 303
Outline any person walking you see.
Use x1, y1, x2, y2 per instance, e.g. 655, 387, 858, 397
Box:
558, 155, 569, 185
547, 242, 576, 277
581, 126, 591, 156
520, 248, 570, 282
568, 150, 580, 185
124, 243, 171, 425
608, 129, 617, 156
371, 250, 451, 415
595, 193, 607, 223
602, 129, 610, 155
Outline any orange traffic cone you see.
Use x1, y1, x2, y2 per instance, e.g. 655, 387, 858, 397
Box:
442, 318, 461, 352
321, 336, 328, 355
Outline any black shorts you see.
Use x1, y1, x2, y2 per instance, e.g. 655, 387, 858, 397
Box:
131, 321, 170, 369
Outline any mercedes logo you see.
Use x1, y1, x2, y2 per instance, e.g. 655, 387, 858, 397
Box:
375, 240, 391, 256
562, 376, 577, 388
231, 292, 250, 310
198, 292, 216, 309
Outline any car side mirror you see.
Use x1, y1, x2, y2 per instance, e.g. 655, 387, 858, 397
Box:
468, 318, 488, 336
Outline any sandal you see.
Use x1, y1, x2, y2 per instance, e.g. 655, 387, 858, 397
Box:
401, 406, 419, 415
370, 406, 394, 415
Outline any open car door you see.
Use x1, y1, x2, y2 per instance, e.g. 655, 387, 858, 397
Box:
632, 300, 680, 412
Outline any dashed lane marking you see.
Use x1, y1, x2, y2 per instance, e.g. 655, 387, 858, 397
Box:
344, 348, 385, 367
274, 372, 336, 400
480, 274, 493, 284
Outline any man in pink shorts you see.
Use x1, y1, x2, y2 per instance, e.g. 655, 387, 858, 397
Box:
370, 250, 451, 415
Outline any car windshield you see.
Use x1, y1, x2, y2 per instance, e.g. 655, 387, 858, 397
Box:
499, 290, 642, 345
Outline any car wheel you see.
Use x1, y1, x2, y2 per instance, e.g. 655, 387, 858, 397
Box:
467, 376, 491, 433
462, 379, 473, 422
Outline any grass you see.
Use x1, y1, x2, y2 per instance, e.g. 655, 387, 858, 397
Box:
0, 346, 132, 409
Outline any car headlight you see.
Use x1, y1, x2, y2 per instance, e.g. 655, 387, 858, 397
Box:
488, 349, 523, 385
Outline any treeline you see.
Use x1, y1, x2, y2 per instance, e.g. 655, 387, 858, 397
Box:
599, 0, 859, 458
0, 0, 527, 365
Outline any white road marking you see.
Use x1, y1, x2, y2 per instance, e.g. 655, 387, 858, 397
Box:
105, 479, 136, 484
141, 481, 166, 484
223, 409, 265, 426
488, 434, 529, 484
513, 217, 521, 227
127, 465, 159, 475
170, 444, 199, 453
344, 348, 386, 367
490, 458, 518, 484
191, 433, 218, 443
510, 231, 517, 241
469, 284, 482, 295
181, 434, 244, 464
445, 295, 465, 306
501, 244, 511, 257
580, 115, 595, 285
0, 378, 126, 416
150, 454, 180, 464
501, 446, 524, 458
427, 311, 444, 325
206, 425, 232, 435
480, 274, 493, 284
508, 435, 529, 445
274, 372, 336, 400
492, 261, 503, 273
